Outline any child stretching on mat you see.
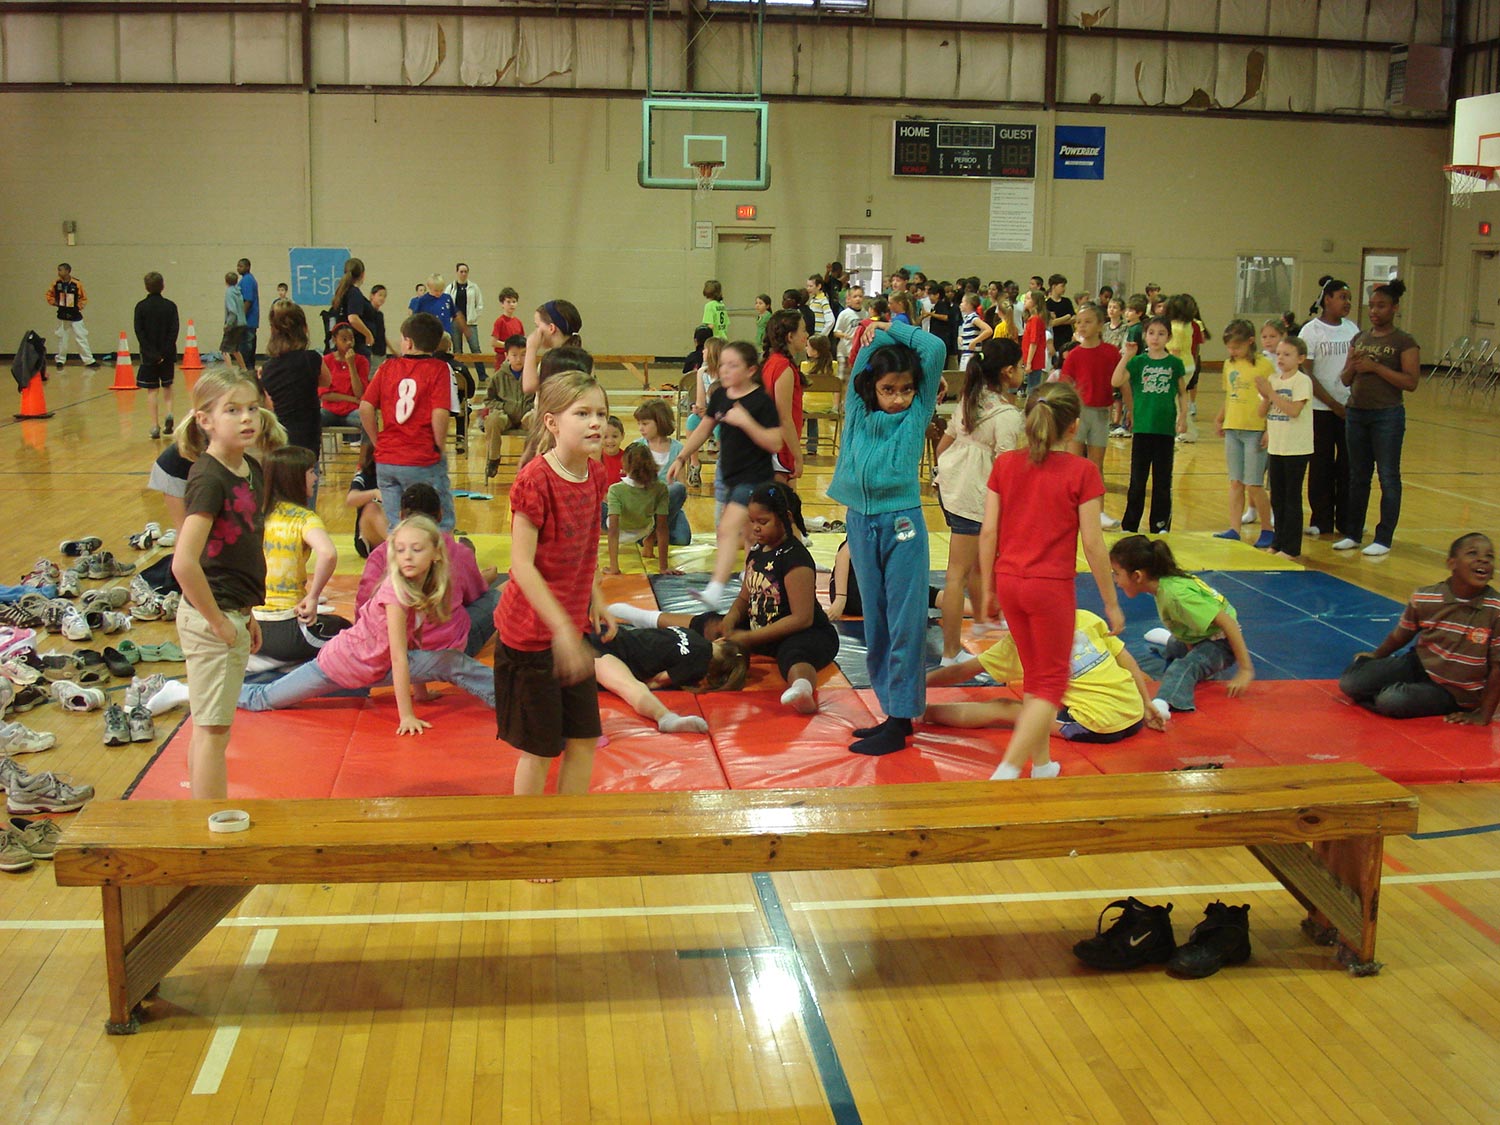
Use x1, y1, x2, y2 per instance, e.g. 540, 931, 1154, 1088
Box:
1340, 532, 1500, 723
668, 342, 784, 611
829, 319, 948, 755
924, 609, 1164, 743
604, 442, 676, 576
978, 382, 1124, 780
239, 515, 494, 730
1109, 534, 1254, 715
173, 368, 269, 798
615, 484, 838, 713
588, 622, 750, 733
495, 370, 615, 798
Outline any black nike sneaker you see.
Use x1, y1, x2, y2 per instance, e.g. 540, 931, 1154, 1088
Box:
1073, 897, 1177, 970
1167, 902, 1251, 979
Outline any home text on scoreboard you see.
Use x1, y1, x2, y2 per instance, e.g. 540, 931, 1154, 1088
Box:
892, 120, 1037, 179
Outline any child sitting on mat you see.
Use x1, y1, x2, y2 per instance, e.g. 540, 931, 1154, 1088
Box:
924, 609, 1164, 743
1340, 532, 1500, 723
1108, 534, 1254, 714
587, 622, 750, 733
603, 442, 675, 576
611, 483, 839, 715
238, 515, 495, 732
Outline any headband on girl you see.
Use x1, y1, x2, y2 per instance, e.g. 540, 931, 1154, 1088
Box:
544, 301, 572, 336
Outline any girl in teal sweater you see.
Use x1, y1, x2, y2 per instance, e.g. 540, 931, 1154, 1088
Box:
828, 320, 948, 754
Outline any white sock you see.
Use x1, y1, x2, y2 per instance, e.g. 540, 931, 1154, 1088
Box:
781, 679, 817, 714
940, 654, 962, 667
990, 762, 1023, 780
608, 603, 661, 629
1031, 760, 1061, 779
1144, 627, 1173, 647
147, 679, 190, 715
693, 580, 726, 610
1151, 699, 1171, 722
658, 711, 708, 734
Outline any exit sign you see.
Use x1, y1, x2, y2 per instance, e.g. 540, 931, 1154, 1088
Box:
736, 204, 757, 220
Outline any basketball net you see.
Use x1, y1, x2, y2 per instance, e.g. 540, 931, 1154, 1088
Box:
1443, 163, 1497, 208
692, 160, 724, 197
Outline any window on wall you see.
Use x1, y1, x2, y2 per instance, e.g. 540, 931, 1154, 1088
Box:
839, 237, 889, 298
1235, 256, 1296, 319
1360, 249, 1407, 319
1086, 251, 1133, 304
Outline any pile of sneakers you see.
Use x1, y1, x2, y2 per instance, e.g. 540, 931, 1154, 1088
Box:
1072, 897, 1252, 979
0, 754, 93, 818
126, 521, 176, 550
0, 815, 62, 874
128, 574, 180, 623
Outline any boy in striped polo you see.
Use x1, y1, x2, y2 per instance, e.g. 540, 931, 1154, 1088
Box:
1340, 533, 1500, 722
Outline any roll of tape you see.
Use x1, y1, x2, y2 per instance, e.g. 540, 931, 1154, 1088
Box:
208, 809, 251, 834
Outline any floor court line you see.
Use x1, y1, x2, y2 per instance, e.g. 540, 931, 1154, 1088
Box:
7, 872, 1496, 933
190, 927, 278, 1096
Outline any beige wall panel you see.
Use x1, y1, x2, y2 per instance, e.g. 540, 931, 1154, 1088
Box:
1362, 48, 1389, 111
1115, 39, 1166, 106
173, 13, 232, 84
346, 16, 402, 86
1115, 0, 1167, 31
118, 15, 175, 85
60, 15, 116, 84
956, 33, 1011, 104
1265, 45, 1315, 112
1219, 0, 1271, 37
311, 15, 348, 86
458, 17, 516, 87
1268, 0, 1317, 37
418, 19, 462, 87
1413, 0, 1443, 42
2, 16, 61, 84
234, 13, 296, 85
1163, 41, 1215, 104
1318, 0, 1369, 40
1315, 50, 1364, 113
805, 25, 851, 99
1059, 37, 1113, 105
1007, 33, 1046, 101
904, 30, 959, 100
903, 0, 963, 20
850, 29, 905, 100
575, 19, 636, 91
1365, 0, 1415, 42
760, 25, 800, 97
0, 92, 1447, 363
1215, 44, 1265, 111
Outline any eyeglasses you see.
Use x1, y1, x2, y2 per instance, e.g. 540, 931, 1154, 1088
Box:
876, 385, 917, 399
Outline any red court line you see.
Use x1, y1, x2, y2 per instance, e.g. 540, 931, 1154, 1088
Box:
1383, 853, 1500, 946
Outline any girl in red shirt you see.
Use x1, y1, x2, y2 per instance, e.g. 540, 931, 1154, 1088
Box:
760, 309, 809, 482
1019, 290, 1051, 396
494, 369, 616, 804
978, 382, 1124, 780
319, 322, 369, 427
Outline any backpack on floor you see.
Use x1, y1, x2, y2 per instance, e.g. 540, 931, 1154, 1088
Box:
11, 331, 47, 391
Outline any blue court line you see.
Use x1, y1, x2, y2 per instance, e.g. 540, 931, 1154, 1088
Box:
1410, 823, 1500, 840
676, 878, 862, 1124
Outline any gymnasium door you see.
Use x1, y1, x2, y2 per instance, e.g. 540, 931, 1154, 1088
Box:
715, 232, 773, 333
1469, 248, 1500, 345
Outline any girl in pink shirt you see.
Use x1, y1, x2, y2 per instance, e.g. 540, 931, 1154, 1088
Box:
238, 515, 493, 733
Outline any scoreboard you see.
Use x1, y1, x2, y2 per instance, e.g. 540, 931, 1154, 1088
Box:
892, 120, 1037, 179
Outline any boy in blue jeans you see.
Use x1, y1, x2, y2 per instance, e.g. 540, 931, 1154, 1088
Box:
358, 312, 456, 531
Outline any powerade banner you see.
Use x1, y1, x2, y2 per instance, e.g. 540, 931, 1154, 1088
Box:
1054, 126, 1106, 180
288, 247, 353, 307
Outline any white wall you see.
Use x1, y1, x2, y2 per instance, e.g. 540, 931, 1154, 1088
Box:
0, 91, 1450, 361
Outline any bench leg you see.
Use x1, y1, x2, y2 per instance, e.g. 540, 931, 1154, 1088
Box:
101, 884, 253, 1033
1248, 837, 1386, 975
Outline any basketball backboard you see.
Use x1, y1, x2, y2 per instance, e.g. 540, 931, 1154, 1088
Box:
1451, 92, 1500, 195
638, 98, 771, 191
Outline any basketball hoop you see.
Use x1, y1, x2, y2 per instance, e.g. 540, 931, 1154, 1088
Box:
691, 160, 724, 197
1443, 163, 1497, 208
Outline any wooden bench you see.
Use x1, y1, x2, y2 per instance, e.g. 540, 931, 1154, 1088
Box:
52, 763, 1417, 1033
455, 352, 659, 388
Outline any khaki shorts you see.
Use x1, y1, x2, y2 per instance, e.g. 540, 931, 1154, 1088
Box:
177, 602, 252, 727
1077, 405, 1112, 448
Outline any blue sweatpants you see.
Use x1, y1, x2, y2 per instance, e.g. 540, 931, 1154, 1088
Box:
846, 506, 929, 720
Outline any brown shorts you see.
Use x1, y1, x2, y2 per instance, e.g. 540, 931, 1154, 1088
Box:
493, 641, 601, 759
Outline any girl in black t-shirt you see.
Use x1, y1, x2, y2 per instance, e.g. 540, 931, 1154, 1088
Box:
709, 483, 840, 713
587, 622, 749, 733
668, 341, 784, 611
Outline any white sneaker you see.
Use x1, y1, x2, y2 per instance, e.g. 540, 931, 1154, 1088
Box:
1332, 538, 1361, 551
1241, 508, 1256, 525
0, 721, 55, 755
1100, 512, 1120, 529
1144, 627, 1173, 647
1306, 525, 1321, 537
1361, 543, 1391, 557
50, 680, 105, 712
60, 607, 91, 642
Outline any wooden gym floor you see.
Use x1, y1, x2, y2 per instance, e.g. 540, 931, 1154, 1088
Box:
1, 365, 1498, 1123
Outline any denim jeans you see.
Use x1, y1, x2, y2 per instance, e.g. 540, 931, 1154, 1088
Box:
666, 480, 691, 545
377, 460, 455, 532
1345, 405, 1405, 546
1338, 649, 1460, 719
242, 328, 258, 369
239, 648, 495, 711
464, 587, 499, 658
846, 505, 929, 719
455, 322, 487, 379
1153, 636, 1236, 712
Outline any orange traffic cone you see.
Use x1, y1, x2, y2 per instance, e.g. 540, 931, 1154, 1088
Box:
14, 374, 53, 420
181, 320, 203, 370
110, 332, 137, 390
